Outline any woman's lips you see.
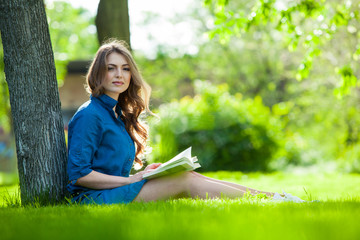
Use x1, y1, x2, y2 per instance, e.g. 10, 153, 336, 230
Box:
112, 81, 124, 86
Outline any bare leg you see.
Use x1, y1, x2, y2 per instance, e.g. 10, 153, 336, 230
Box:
190, 172, 274, 197
134, 171, 268, 202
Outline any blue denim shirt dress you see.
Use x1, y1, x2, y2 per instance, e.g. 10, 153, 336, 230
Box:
67, 94, 147, 204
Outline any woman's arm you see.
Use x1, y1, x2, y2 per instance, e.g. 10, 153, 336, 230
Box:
75, 170, 148, 190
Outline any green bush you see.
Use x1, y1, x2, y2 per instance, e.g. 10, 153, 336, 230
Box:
147, 81, 296, 171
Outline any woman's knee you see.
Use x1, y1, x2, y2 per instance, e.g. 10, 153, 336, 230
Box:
176, 171, 198, 192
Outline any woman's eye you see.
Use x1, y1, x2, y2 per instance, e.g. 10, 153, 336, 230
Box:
108, 67, 114, 71
123, 67, 130, 71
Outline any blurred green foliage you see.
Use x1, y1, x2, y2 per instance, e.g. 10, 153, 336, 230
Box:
203, 0, 360, 96
45, 1, 99, 85
147, 81, 298, 171
137, 0, 360, 173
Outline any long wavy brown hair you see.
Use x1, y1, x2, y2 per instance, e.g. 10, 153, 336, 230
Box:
86, 39, 151, 167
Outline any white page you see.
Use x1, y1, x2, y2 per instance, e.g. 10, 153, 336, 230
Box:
158, 147, 192, 168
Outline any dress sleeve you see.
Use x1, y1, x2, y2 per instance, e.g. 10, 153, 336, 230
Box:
67, 110, 103, 184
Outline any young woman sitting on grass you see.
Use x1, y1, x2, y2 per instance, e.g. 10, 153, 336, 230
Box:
67, 40, 303, 204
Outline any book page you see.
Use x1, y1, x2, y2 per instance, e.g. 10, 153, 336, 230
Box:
143, 160, 200, 179
143, 146, 201, 179
157, 147, 192, 169
150, 157, 190, 174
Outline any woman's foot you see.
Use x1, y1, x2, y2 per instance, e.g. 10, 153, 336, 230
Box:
272, 191, 305, 203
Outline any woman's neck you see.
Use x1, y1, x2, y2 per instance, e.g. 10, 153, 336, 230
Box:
104, 92, 119, 101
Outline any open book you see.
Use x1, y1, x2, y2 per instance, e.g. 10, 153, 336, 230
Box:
143, 147, 201, 179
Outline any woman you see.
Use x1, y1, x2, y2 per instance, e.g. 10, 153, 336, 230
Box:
67, 40, 303, 204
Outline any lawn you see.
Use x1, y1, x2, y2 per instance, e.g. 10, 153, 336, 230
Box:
1, 171, 360, 240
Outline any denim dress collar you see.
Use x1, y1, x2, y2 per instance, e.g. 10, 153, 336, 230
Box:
91, 94, 122, 119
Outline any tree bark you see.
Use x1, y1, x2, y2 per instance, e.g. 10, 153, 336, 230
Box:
95, 0, 131, 48
0, 0, 67, 205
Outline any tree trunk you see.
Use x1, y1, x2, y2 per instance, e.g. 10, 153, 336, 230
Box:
95, 0, 131, 48
0, 0, 68, 205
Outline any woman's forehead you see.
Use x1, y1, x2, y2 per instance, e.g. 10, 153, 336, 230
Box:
106, 52, 129, 65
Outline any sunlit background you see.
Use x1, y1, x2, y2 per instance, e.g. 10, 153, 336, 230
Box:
1, 0, 360, 185
47, 0, 202, 58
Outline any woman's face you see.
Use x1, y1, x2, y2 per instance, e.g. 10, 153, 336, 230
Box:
103, 52, 131, 100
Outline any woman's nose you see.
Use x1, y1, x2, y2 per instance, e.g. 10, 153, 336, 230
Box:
116, 68, 123, 78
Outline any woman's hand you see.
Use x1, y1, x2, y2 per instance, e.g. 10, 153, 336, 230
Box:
128, 163, 162, 184
144, 163, 162, 171
128, 171, 147, 184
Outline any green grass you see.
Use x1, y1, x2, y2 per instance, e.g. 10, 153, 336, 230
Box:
1, 172, 360, 240
203, 171, 360, 201
0, 184, 19, 207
